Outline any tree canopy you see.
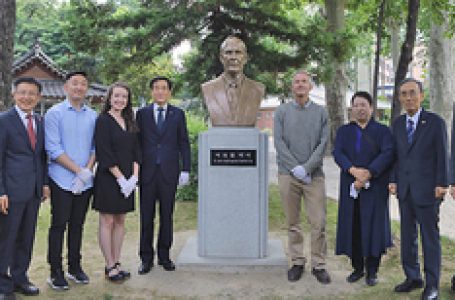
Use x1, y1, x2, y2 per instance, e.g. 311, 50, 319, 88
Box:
60, 0, 340, 98
12, 0, 396, 100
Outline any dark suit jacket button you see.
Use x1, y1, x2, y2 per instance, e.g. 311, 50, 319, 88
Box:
157, 144, 161, 148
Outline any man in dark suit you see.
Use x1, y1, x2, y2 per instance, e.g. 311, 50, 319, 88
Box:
0, 77, 49, 298
136, 76, 191, 274
389, 78, 448, 300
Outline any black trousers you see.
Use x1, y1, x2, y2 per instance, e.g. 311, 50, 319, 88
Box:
47, 180, 91, 272
0, 198, 40, 293
399, 192, 441, 289
139, 167, 177, 264
351, 198, 381, 276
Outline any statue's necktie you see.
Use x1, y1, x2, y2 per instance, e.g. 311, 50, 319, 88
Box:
227, 83, 238, 122
407, 119, 414, 144
227, 83, 237, 103
26, 114, 36, 150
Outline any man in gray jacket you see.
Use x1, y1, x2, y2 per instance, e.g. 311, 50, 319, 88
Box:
274, 70, 330, 284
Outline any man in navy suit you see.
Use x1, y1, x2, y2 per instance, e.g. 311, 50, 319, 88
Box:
389, 78, 448, 300
0, 77, 49, 298
136, 76, 191, 274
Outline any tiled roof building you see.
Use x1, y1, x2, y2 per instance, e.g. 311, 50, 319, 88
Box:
13, 41, 106, 114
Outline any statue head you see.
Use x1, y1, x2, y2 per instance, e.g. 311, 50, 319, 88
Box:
219, 36, 248, 76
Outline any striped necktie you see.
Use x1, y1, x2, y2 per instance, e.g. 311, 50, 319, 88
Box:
407, 119, 414, 144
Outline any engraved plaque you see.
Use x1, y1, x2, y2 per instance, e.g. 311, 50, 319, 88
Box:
210, 149, 257, 166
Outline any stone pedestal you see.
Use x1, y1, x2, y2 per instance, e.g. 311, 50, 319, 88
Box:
197, 127, 268, 258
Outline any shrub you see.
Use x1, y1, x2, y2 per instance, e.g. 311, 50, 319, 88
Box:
176, 113, 207, 201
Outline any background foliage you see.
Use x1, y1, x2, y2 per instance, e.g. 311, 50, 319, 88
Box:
175, 113, 207, 201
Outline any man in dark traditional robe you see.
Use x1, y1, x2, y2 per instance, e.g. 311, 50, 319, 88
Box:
333, 91, 394, 286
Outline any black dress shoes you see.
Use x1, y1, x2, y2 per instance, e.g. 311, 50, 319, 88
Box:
138, 262, 153, 275
158, 260, 176, 271
287, 265, 304, 282
115, 262, 131, 278
105, 265, 124, 282
346, 270, 364, 283
421, 287, 438, 300
451, 275, 455, 292
365, 274, 378, 286
14, 282, 39, 296
312, 268, 331, 284
394, 278, 424, 293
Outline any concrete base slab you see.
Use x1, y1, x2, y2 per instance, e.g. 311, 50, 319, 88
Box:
177, 236, 287, 269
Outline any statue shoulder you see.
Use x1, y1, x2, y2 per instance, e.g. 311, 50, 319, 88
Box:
201, 76, 223, 92
244, 77, 265, 95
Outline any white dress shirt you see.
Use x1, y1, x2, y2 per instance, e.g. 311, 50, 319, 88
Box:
153, 103, 168, 125
15, 105, 36, 132
406, 107, 422, 132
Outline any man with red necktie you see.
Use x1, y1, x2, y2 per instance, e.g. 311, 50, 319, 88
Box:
0, 77, 49, 298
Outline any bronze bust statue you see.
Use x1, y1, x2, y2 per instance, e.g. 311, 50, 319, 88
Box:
201, 36, 265, 126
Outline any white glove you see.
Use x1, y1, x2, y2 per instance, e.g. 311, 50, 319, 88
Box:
128, 175, 138, 187
71, 177, 85, 195
77, 168, 93, 184
124, 175, 138, 198
301, 174, 311, 184
178, 172, 190, 186
291, 165, 306, 180
117, 176, 129, 198
350, 183, 359, 199
291, 166, 311, 184
350, 181, 371, 199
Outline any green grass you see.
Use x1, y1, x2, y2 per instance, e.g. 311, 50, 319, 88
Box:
26, 184, 455, 299
268, 184, 286, 231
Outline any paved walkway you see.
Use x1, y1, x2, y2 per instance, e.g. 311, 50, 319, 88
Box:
268, 137, 455, 239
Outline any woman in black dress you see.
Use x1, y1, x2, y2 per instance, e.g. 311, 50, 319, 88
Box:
93, 82, 140, 282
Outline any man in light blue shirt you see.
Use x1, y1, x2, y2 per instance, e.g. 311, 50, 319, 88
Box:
44, 71, 97, 291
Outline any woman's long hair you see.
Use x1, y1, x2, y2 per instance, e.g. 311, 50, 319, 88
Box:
102, 82, 138, 132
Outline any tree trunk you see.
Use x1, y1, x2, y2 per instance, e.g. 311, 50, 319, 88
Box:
429, 17, 454, 148
390, 0, 420, 124
391, 21, 400, 73
0, 0, 16, 111
372, 0, 385, 115
324, 0, 347, 151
